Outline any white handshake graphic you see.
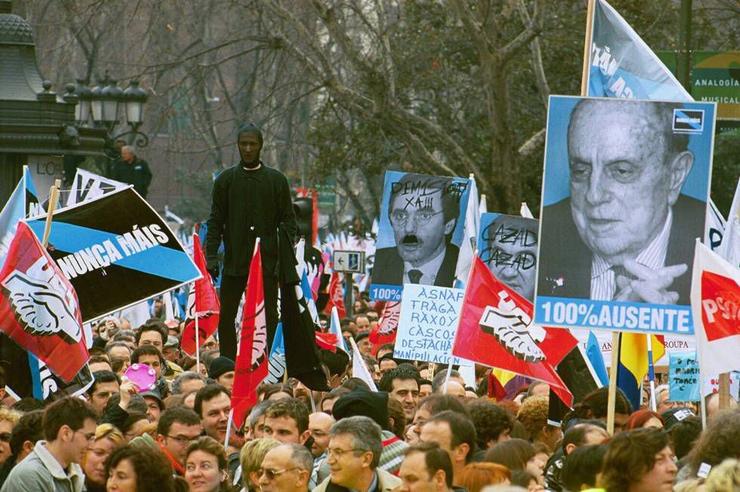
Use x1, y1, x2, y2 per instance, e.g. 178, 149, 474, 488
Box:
479, 291, 547, 363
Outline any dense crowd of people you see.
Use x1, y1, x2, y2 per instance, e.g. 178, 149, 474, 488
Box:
0, 313, 737, 492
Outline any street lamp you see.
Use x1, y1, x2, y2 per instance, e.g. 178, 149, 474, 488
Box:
72, 73, 150, 156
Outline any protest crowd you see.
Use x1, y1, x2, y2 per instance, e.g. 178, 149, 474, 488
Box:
0, 299, 738, 492
0, 1, 739, 492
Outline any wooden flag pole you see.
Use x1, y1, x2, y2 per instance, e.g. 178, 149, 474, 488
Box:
580, 0, 596, 97
606, 331, 620, 435
41, 179, 62, 248
718, 373, 730, 410
194, 311, 201, 376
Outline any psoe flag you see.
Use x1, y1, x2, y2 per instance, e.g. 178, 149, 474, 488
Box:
691, 241, 740, 396
0, 222, 89, 382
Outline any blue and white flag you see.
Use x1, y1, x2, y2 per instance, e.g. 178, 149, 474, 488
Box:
588, 0, 692, 101
330, 306, 349, 354
0, 167, 41, 269
264, 322, 287, 384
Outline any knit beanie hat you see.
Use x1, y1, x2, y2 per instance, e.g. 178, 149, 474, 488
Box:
208, 356, 235, 380
332, 388, 389, 428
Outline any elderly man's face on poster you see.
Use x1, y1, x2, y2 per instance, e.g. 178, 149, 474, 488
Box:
568, 102, 693, 265
482, 215, 538, 301
389, 184, 455, 267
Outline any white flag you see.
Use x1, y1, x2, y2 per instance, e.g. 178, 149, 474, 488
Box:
705, 198, 727, 252
520, 202, 534, 219
350, 337, 378, 391
454, 176, 479, 287
717, 180, 740, 268
330, 306, 350, 354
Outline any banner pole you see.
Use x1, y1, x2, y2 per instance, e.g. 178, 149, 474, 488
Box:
580, 0, 596, 97
606, 331, 620, 434
647, 335, 657, 412
444, 248, 478, 395
41, 179, 62, 248
719, 373, 730, 410
194, 306, 201, 376
224, 408, 234, 449
442, 363, 454, 395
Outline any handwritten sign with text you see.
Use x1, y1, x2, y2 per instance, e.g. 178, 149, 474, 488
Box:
394, 284, 464, 364
669, 352, 700, 402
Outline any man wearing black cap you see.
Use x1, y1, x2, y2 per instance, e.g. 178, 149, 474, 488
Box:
207, 356, 235, 391
332, 389, 409, 475
206, 123, 297, 360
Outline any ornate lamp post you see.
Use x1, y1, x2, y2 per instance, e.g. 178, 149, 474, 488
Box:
73, 74, 150, 157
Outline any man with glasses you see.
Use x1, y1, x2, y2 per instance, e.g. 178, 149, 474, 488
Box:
314, 416, 401, 492
374, 174, 461, 288
258, 443, 313, 492
155, 407, 203, 476
1, 397, 97, 492
86, 370, 120, 414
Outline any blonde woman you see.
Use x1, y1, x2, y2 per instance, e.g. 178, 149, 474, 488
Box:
83, 424, 125, 492
0, 408, 21, 467
238, 438, 279, 492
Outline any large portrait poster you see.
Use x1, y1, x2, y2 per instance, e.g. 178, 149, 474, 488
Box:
534, 96, 716, 335
370, 171, 470, 301
478, 213, 539, 303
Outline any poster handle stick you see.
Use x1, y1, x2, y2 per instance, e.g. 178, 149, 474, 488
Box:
719, 373, 730, 410
224, 408, 234, 449
606, 331, 620, 435
443, 248, 479, 395
194, 310, 201, 376
580, 0, 596, 97
442, 363, 454, 395
41, 179, 62, 248
647, 335, 657, 412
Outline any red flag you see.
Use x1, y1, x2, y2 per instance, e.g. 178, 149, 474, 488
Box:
0, 222, 88, 382
324, 272, 346, 319
231, 241, 269, 429
315, 331, 339, 351
181, 234, 220, 356
452, 257, 576, 406
369, 301, 400, 347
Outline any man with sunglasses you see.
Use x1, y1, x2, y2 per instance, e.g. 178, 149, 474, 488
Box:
1, 397, 97, 492
374, 174, 461, 289
314, 416, 401, 492
258, 443, 313, 492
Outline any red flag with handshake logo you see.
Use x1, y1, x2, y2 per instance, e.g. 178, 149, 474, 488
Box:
181, 234, 220, 356
452, 256, 576, 406
0, 222, 88, 382
231, 240, 269, 429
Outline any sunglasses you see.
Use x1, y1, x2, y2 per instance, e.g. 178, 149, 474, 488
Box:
0, 433, 10, 443
258, 467, 298, 481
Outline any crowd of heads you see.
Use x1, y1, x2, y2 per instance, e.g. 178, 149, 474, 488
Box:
0, 310, 737, 492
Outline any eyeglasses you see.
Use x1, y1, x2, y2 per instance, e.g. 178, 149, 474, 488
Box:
390, 209, 443, 227
0, 433, 11, 443
166, 434, 201, 445
327, 447, 365, 458
258, 467, 299, 481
